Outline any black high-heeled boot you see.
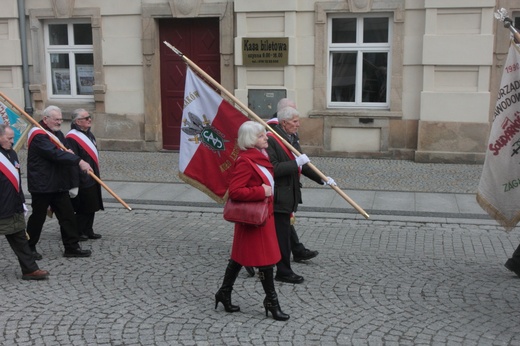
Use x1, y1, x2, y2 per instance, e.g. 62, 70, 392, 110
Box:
215, 259, 242, 312
258, 266, 290, 321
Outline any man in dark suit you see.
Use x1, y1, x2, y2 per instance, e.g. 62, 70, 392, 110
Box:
66, 109, 103, 241
269, 99, 320, 263
26, 105, 93, 259
266, 106, 335, 283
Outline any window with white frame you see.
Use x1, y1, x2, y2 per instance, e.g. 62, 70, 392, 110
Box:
328, 15, 391, 108
45, 21, 94, 98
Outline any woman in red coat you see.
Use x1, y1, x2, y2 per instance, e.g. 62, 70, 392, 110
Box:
215, 121, 289, 321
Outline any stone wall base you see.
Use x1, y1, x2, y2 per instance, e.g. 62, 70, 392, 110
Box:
414, 151, 485, 164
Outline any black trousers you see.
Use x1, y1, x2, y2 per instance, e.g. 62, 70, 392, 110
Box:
274, 212, 294, 276
6, 229, 39, 274
76, 212, 95, 237
27, 192, 80, 251
290, 225, 306, 256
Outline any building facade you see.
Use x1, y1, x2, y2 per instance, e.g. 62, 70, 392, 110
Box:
0, 0, 517, 162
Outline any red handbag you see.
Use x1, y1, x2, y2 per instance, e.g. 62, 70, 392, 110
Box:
223, 156, 270, 226
223, 197, 269, 226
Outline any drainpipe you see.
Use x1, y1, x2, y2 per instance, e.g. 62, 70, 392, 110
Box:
17, 0, 33, 115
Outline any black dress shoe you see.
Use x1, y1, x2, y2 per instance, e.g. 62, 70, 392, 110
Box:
64, 248, 92, 258
32, 251, 43, 261
275, 273, 304, 284
293, 249, 319, 263
79, 235, 88, 242
88, 233, 102, 239
505, 259, 520, 278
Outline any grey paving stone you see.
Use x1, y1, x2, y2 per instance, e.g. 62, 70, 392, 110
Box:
3, 150, 517, 345
1, 208, 518, 345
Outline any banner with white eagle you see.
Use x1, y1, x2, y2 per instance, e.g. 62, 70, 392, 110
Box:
178, 67, 248, 203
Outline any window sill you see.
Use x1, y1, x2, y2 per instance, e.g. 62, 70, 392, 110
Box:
308, 109, 402, 118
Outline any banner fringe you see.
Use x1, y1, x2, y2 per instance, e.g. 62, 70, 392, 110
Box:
178, 172, 227, 204
476, 193, 520, 232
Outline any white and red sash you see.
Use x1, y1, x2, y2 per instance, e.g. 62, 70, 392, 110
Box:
242, 157, 275, 196
66, 129, 99, 168
27, 127, 62, 149
267, 132, 302, 175
0, 152, 20, 192
256, 163, 274, 193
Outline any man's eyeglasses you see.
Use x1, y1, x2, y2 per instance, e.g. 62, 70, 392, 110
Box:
78, 116, 92, 121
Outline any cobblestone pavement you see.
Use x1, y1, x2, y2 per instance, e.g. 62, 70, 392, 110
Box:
96, 151, 483, 193
17, 150, 484, 193
1, 206, 520, 345
3, 151, 519, 345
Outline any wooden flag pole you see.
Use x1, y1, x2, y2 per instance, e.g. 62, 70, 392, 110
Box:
164, 41, 369, 219
0, 92, 132, 211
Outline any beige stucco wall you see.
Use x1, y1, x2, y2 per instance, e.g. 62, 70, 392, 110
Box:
234, 1, 316, 115
0, 0, 512, 162
102, 15, 144, 115
21, 1, 148, 150
411, 0, 495, 163
0, 3, 24, 105
235, 0, 409, 158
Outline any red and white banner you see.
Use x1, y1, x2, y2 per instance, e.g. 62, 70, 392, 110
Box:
477, 42, 520, 232
178, 67, 248, 202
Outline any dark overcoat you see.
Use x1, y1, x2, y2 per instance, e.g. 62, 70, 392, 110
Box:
265, 125, 323, 214
66, 123, 104, 213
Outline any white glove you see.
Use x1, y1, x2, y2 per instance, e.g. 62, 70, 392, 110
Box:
69, 187, 79, 198
23, 203, 28, 217
295, 154, 310, 167
322, 177, 337, 186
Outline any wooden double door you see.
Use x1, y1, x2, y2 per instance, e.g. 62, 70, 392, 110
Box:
159, 18, 220, 150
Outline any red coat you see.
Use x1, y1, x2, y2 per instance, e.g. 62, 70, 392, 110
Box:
229, 148, 281, 267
